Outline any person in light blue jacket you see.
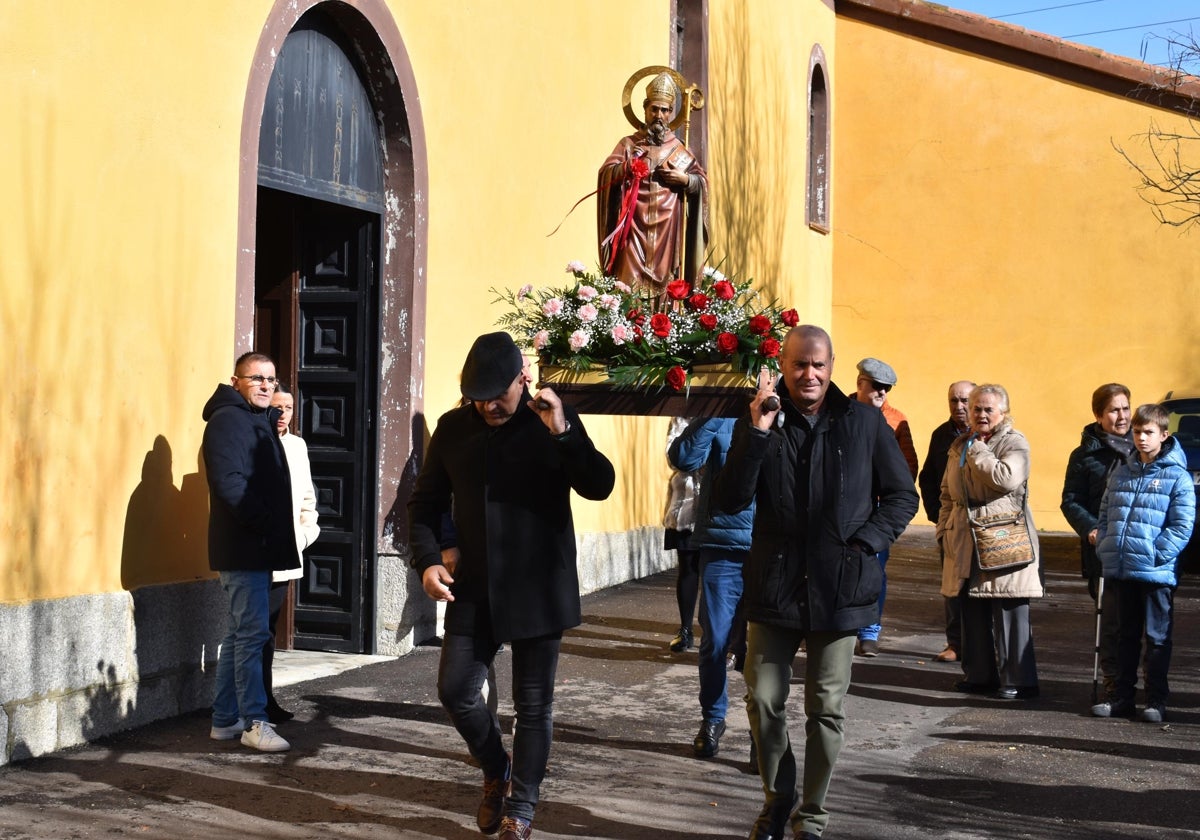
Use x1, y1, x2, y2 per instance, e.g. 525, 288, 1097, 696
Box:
1091, 404, 1195, 723
669, 416, 755, 759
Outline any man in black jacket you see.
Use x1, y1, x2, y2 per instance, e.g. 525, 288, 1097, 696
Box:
408, 332, 615, 840
717, 325, 918, 840
202, 351, 297, 753
917, 380, 975, 663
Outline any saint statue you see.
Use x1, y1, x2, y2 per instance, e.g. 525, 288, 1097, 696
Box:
597, 71, 709, 296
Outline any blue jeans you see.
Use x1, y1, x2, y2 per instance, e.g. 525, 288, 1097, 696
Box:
858, 548, 888, 641
212, 570, 272, 727
1112, 579, 1174, 706
697, 550, 746, 722
439, 630, 562, 824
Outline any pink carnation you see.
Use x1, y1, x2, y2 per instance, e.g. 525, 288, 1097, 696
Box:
566, 261, 587, 273
517, 283, 534, 299
542, 298, 564, 316
578, 303, 599, 323
577, 285, 598, 300
568, 329, 590, 351
613, 280, 632, 294
533, 329, 550, 350
598, 294, 621, 311
610, 324, 634, 345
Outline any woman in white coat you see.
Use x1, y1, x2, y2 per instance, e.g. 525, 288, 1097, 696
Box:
265, 382, 320, 722
937, 384, 1042, 700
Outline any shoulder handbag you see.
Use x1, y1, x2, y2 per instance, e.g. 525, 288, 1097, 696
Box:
959, 444, 1034, 572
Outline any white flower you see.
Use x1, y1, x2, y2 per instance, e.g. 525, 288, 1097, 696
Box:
703, 266, 726, 282
566, 260, 587, 273
533, 329, 550, 350
578, 303, 599, 323
517, 283, 534, 299
568, 329, 590, 351
542, 298, 564, 316
577, 285, 598, 300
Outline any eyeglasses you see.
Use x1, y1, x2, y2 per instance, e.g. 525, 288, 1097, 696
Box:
237, 374, 278, 387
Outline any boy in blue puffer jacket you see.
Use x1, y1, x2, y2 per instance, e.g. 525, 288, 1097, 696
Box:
1091, 404, 1195, 722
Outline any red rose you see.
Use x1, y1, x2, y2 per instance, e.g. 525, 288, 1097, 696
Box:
688, 293, 709, 311
629, 157, 650, 180
716, 332, 740, 355
632, 325, 644, 343
665, 365, 688, 391
781, 308, 799, 327
760, 337, 781, 358
712, 280, 735, 300
699, 313, 718, 331
748, 314, 772, 336
666, 279, 692, 300
649, 312, 672, 338
626, 307, 645, 326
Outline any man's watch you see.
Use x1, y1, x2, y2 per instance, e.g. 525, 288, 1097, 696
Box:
552, 421, 572, 441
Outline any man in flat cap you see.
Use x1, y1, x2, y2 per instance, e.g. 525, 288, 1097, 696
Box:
852, 357, 919, 657
407, 331, 615, 840
598, 71, 708, 295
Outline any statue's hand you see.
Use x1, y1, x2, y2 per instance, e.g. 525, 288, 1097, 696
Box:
655, 167, 689, 189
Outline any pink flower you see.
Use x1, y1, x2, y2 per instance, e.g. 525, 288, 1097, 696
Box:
578, 303, 599, 323
533, 329, 550, 350
613, 280, 632, 294
565, 260, 587, 273
568, 329, 590, 351
598, 294, 620, 311
577, 285, 598, 300
517, 283, 534, 299
610, 324, 634, 345
542, 298, 564, 316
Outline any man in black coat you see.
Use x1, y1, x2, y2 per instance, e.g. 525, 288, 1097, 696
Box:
202, 351, 297, 753
408, 332, 615, 840
717, 325, 918, 840
917, 380, 974, 663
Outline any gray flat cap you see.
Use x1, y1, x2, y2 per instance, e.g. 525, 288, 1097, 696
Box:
856, 357, 897, 387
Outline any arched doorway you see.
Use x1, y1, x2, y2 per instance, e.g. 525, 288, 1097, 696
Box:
237, 0, 427, 653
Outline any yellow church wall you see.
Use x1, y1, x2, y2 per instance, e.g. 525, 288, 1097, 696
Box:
833, 16, 1200, 531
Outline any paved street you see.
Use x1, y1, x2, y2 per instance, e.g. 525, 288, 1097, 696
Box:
1, 526, 1197, 839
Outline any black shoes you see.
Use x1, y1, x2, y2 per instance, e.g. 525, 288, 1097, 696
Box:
266, 700, 294, 724
477, 752, 512, 834
996, 686, 1040, 700
693, 719, 726, 757
954, 680, 999, 695
855, 638, 879, 657
669, 627, 694, 652
746, 796, 796, 840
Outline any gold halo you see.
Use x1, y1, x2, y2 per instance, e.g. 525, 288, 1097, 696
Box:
621, 65, 690, 132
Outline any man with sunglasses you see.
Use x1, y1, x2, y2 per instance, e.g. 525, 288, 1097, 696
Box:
201, 351, 297, 752
853, 358, 919, 657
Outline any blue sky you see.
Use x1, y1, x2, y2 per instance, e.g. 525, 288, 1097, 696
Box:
946, 0, 1200, 67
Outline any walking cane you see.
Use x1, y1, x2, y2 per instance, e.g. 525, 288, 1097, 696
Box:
1091, 575, 1104, 704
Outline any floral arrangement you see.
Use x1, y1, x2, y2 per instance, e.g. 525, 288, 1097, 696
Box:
492, 261, 798, 391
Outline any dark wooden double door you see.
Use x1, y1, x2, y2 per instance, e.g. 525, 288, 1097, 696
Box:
256, 186, 378, 652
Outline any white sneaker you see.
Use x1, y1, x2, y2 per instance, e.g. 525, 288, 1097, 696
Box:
241, 719, 291, 752
210, 718, 246, 741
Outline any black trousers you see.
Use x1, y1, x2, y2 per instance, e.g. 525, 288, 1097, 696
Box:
438, 630, 562, 824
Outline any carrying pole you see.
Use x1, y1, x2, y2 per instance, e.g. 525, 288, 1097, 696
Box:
1091, 575, 1105, 704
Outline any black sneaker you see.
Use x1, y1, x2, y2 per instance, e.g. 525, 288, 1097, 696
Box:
669, 627, 693, 652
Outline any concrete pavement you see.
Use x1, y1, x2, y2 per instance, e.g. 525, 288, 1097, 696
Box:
1, 526, 1198, 839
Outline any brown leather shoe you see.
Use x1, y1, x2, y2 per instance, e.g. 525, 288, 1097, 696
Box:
498, 816, 532, 839
476, 753, 511, 834
934, 646, 958, 662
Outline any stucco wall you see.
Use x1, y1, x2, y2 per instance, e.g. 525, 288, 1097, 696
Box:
833, 13, 1200, 529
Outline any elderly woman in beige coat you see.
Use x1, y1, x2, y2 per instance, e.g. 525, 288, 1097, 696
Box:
937, 384, 1043, 700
